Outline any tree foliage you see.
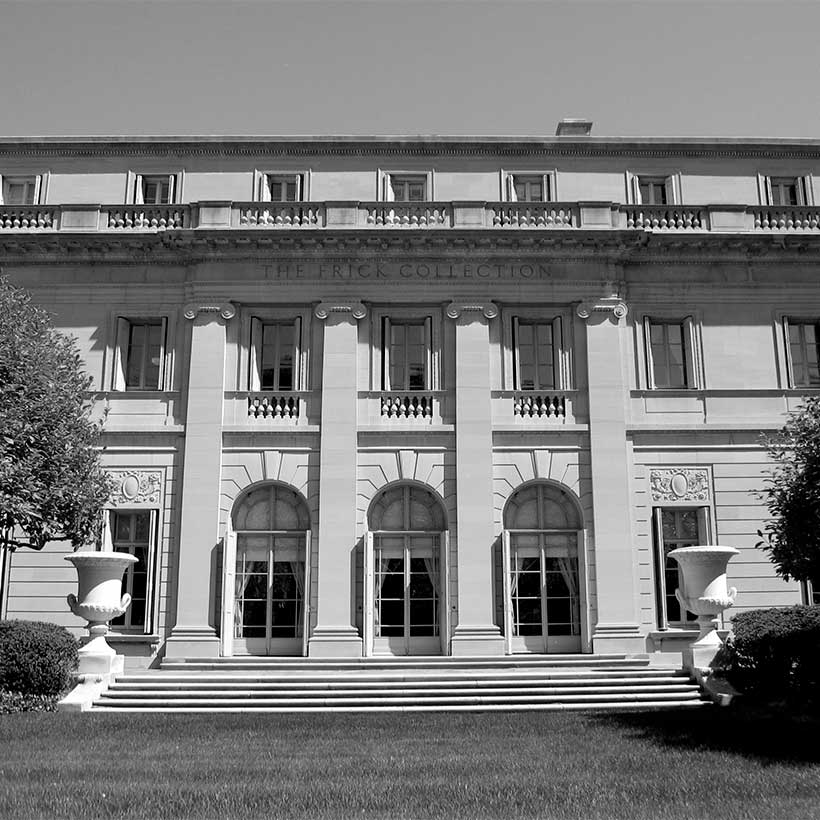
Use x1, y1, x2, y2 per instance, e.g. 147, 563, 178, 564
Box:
0, 276, 110, 551
757, 396, 820, 583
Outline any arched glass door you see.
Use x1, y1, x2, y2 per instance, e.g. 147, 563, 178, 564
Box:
502, 483, 584, 654
224, 484, 311, 656
365, 484, 448, 656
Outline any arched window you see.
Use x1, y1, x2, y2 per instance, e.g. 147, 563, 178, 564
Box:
502, 482, 583, 654
228, 483, 310, 656
368, 484, 447, 532
366, 484, 447, 656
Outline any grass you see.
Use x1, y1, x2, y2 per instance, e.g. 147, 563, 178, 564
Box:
1, 707, 818, 819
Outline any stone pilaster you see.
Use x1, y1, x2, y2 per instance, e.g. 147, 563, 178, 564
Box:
309, 300, 367, 657
165, 300, 235, 659
576, 289, 644, 654
447, 300, 505, 656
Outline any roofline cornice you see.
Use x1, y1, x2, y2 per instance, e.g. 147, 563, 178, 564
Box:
3, 135, 820, 160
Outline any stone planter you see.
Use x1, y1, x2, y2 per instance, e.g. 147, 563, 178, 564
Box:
58, 550, 137, 712
668, 545, 738, 676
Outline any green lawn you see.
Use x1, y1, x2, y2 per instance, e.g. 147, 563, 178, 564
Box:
1, 707, 818, 820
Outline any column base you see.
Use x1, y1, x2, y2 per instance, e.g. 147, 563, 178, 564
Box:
591, 622, 646, 655
308, 626, 363, 658
165, 625, 221, 659
450, 624, 505, 657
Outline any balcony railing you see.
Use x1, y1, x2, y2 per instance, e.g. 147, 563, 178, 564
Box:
364, 203, 451, 227
236, 203, 324, 227
6, 201, 820, 235
224, 391, 313, 425
624, 206, 706, 231
0, 205, 60, 230
104, 206, 189, 230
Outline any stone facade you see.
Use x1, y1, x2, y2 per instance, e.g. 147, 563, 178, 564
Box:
0, 132, 814, 668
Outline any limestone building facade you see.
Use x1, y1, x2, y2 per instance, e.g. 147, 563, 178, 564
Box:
0, 126, 816, 668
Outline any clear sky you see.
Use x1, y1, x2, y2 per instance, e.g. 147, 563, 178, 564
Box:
1, 0, 819, 138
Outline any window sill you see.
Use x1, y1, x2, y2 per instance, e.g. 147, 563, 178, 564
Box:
107, 632, 160, 644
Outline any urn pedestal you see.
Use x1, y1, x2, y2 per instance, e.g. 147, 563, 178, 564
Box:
58, 550, 137, 712
668, 545, 738, 677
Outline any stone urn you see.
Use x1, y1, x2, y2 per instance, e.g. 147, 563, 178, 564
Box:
65, 550, 137, 674
668, 545, 738, 674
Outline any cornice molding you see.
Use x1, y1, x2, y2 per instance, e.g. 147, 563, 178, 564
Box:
183, 300, 235, 320
445, 300, 499, 320
314, 300, 367, 320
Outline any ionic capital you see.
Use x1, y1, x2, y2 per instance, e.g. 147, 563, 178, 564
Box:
445, 300, 499, 320
183, 301, 236, 321
576, 295, 628, 321
314, 301, 368, 320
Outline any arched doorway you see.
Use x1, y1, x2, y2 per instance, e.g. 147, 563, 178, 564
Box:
502, 482, 585, 654
221, 483, 311, 656
365, 484, 448, 656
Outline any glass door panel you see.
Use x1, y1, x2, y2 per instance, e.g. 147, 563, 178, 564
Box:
373, 535, 441, 655
234, 534, 305, 656
508, 533, 582, 653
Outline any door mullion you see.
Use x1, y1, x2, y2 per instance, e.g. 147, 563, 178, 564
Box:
404, 539, 410, 655
266, 544, 274, 656
540, 539, 548, 653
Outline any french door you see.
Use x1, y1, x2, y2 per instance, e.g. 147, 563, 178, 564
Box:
502, 530, 582, 653
364, 532, 448, 656
222, 531, 310, 656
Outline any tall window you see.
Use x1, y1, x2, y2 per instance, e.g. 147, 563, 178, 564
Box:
642, 317, 702, 390
760, 175, 812, 207
387, 175, 427, 202
127, 172, 182, 205
250, 317, 301, 391
141, 177, 171, 205
638, 178, 668, 205
513, 318, 560, 390
258, 173, 306, 202
653, 508, 705, 628
382, 318, 430, 391
117, 319, 166, 391
2, 176, 38, 205
110, 511, 152, 631
647, 321, 687, 388
785, 319, 820, 388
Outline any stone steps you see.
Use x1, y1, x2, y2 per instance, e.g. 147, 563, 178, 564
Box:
91, 654, 707, 713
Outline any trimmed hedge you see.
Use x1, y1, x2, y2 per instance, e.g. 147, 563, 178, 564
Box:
0, 691, 58, 714
720, 606, 820, 704
0, 620, 78, 697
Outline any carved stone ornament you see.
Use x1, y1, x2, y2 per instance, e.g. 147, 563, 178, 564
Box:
183, 301, 236, 321
649, 468, 711, 503
314, 301, 367, 320
107, 470, 163, 507
445, 300, 499, 320
576, 295, 628, 320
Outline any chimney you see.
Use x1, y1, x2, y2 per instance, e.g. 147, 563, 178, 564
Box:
555, 118, 593, 137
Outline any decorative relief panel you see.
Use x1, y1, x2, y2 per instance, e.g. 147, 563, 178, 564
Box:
649, 468, 710, 503
107, 470, 163, 507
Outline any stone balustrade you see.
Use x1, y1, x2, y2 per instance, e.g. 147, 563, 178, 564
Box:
236, 203, 324, 227
750, 206, 820, 231
512, 392, 568, 420
7, 201, 820, 236
247, 393, 300, 420
105, 206, 188, 230
624, 206, 705, 230
490, 203, 576, 228
0, 205, 59, 230
380, 393, 435, 419
364, 203, 451, 227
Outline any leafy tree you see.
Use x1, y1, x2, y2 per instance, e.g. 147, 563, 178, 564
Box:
0, 276, 110, 552
757, 397, 820, 584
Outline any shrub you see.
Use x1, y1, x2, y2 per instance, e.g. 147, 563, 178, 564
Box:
0, 691, 58, 714
719, 606, 820, 704
0, 620, 78, 696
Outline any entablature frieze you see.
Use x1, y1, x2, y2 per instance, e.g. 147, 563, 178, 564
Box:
183, 300, 236, 321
